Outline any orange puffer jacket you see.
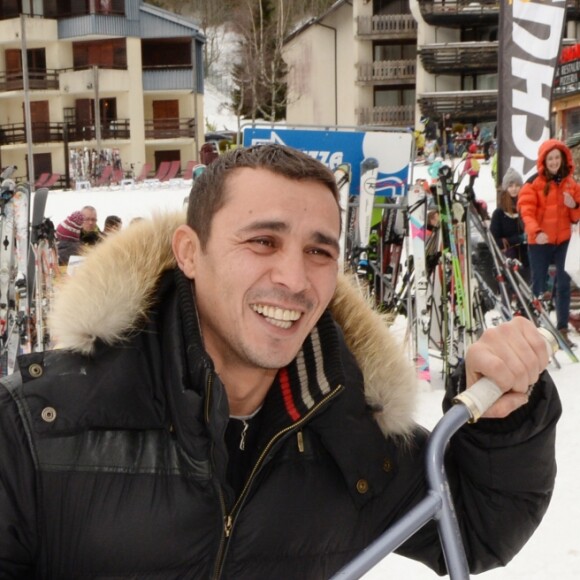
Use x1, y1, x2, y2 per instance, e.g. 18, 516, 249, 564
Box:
518, 138, 580, 244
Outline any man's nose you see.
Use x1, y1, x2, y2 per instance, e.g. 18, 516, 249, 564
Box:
270, 249, 309, 293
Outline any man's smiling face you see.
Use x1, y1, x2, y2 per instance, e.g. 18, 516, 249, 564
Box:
188, 167, 341, 375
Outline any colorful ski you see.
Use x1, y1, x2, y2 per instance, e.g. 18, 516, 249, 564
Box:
356, 158, 379, 278
333, 163, 351, 268
0, 182, 31, 375
408, 183, 431, 383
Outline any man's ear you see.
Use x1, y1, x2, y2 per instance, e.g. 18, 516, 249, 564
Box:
172, 224, 200, 279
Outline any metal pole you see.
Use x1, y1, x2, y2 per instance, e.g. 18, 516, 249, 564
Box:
93, 65, 102, 151
21, 14, 35, 189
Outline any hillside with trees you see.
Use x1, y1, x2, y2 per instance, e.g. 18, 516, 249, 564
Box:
146, 0, 336, 122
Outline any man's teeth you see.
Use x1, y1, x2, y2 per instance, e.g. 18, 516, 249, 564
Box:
252, 304, 301, 328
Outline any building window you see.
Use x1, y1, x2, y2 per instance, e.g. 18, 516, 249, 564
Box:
73, 39, 127, 70
374, 87, 415, 107
142, 39, 193, 69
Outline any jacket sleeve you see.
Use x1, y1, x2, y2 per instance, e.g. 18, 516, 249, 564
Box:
569, 180, 580, 222
489, 209, 504, 246
517, 183, 542, 241
0, 379, 38, 577
395, 367, 560, 574
443, 366, 560, 572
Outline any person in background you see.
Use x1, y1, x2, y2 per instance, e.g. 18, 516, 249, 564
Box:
0, 144, 560, 578
103, 215, 122, 235
480, 124, 494, 164
54, 211, 84, 267
491, 167, 529, 283
518, 138, 580, 348
462, 142, 480, 190
80, 205, 101, 246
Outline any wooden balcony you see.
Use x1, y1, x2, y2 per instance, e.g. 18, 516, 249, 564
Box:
357, 59, 416, 86
144, 118, 196, 139
0, 120, 131, 145
357, 105, 415, 128
420, 42, 497, 74
0, 69, 60, 92
417, 0, 580, 26
356, 14, 417, 40
66, 120, 131, 142
417, 0, 499, 27
418, 90, 497, 123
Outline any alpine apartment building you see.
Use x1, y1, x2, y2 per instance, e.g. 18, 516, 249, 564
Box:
0, 0, 204, 188
284, 0, 580, 137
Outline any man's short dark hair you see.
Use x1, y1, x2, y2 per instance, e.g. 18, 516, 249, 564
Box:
186, 144, 340, 249
104, 215, 122, 229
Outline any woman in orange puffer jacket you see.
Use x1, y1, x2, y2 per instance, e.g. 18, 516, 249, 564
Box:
518, 138, 580, 347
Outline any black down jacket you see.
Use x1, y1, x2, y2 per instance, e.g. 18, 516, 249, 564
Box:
0, 214, 561, 579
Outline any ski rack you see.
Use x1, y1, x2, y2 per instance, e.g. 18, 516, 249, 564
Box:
332, 330, 558, 580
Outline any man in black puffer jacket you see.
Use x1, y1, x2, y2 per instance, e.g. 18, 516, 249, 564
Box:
0, 145, 560, 578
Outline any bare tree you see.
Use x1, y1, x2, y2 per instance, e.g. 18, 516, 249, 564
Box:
231, 0, 293, 122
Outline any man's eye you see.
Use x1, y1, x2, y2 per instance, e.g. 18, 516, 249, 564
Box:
250, 238, 274, 249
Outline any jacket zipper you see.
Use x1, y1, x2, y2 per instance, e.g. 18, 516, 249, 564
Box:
211, 383, 344, 580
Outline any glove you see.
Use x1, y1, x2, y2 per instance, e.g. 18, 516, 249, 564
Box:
536, 231, 549, 244
563, 192, 578, 209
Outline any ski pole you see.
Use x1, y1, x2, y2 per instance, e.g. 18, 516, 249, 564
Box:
331, 327, 558, 580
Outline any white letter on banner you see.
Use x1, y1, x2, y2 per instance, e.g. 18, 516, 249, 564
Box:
512, 114, 550, 159
511, 58, 554, 117
512, 1, 565, 60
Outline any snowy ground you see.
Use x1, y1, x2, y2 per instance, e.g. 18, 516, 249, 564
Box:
38, 140, 580, 578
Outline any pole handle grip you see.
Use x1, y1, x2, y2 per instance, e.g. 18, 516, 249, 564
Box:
452, 327, 558, 422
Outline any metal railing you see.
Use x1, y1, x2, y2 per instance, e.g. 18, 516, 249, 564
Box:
0, 120, 131, 145
418, 90, 498, 123
357, 105, 415, 127
417, 0, 499, 25
357, 14, 417, 38
0, 69, 60, 92
66, 119, 130, 141
144, 118, 196, 139
420, 42, 498, 74
0, 122, 63, 145
357, 59, 416, 84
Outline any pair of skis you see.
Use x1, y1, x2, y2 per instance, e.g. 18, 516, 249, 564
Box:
0, 181, 31, 375
336, 159, 430, 381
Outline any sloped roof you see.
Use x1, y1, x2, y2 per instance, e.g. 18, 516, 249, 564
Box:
284, 0, 350, 44
140, 2, 204, 41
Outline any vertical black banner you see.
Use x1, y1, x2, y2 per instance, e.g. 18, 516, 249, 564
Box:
497, 0, 567, 184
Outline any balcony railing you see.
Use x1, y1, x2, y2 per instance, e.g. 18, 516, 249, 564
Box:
357, 59, 416, 85
356, 14, 417, 39
144, 118, 196, 139
418, 90, 498, 123
0, 69, 60, 92
66, 120, 130, 141
0, 122, 63, 145
0, 120, 131, 145
417, 0, 499, 26
357, 105, 415, 128
420, 42, 498, 74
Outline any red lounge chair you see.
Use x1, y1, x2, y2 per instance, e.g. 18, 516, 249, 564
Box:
135, 163, 152, 182
181, 160, 197, 180
161, 160, 181, 182
153, 161, 170, 181
43, 173, 61, 188
95, 165, 113, 186
35, 173, 50, 187
111, 167, 124, 183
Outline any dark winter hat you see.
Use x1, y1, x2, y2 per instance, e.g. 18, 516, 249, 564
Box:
56, 211, 84, 242
502, 167, 523, 191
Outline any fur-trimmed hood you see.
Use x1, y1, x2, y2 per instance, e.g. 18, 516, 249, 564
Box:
49, 213, 418, 436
